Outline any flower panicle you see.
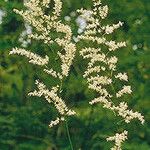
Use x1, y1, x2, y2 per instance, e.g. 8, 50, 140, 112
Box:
11, 0, 77, 128
107, 130, 128, 150
78, 0, 144, 124
77, 0, 144, 149
9, 47, 49, 66
28, 80, 76, 126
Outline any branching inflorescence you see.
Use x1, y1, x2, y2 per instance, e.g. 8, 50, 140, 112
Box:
106, 130, 128, 150
9, 0, 144, 149
10, 0, 76, 127
77, 0, 144, 149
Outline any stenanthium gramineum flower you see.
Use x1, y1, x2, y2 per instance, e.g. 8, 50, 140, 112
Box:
107, 130, 128, 150
9, 48, 49, 66
28, 80, 76, 127
10, 0, 77, 127
77, 0, 144, 149
9, 0, 145, 149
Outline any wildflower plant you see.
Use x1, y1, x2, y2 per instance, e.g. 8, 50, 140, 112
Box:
10, 0, 76, 128
9, 0, 144, 149
77, 0, 144, 149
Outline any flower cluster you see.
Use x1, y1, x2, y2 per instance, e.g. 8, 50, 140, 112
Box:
13, 0, 76, 79
78, 0, 144, 149
116, 85, 132, 98
10, 0, 77, 128
9, 48, 49, 66
115, 72, 128, 81
90, 97, 144, 124
28, 80, 76, 127
49, 117, 65, 128
107, 130, 128, 150
9, 0, 145, 149
102, 21, 124, 35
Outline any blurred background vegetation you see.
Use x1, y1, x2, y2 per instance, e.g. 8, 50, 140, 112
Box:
0, 0, 150, 150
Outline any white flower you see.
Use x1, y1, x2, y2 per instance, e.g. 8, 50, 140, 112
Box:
28, 80, 76, 116
78, 1, 144, 148
9, 48, 49, 66
115, 73, 128, 81
99, 5, 109, 19
103, 21, 124, 34
11, 0, 77, 129
116, 85, 132, 98
106, 41, 126, 51
114, 102, 145, 124
49, 117, 65, 128
107, 131, 128, 150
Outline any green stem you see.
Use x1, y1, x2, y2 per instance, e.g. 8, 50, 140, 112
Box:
58, 78, 73, 149
65, 120, 74, 150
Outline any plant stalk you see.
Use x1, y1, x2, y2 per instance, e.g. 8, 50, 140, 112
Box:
65, 120, 74, 150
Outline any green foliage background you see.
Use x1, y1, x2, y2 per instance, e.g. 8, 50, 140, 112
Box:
0, 0, 150, 150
